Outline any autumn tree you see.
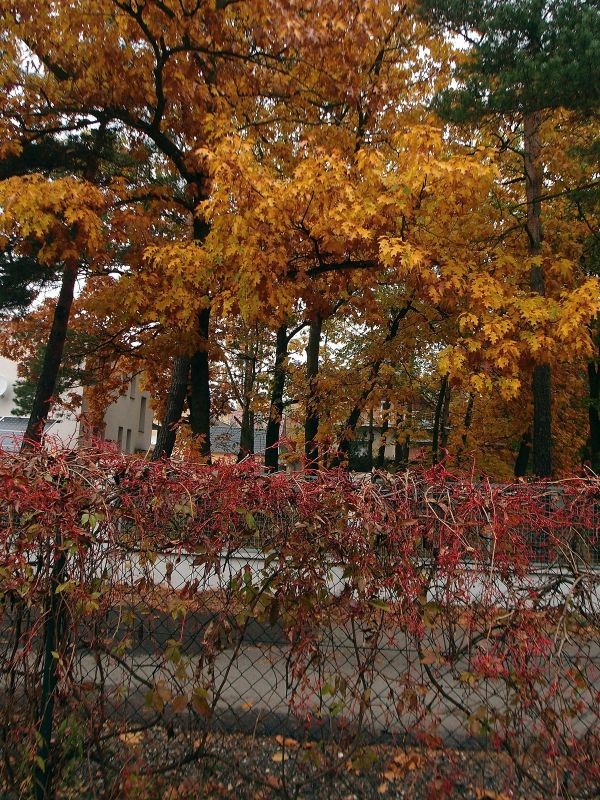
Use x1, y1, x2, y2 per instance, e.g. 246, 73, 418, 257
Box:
2, 0, 597, 476
0, 0, 247, 457
417, 0, 600, 476
3, 0, 433, 458
0, 176, 106, 447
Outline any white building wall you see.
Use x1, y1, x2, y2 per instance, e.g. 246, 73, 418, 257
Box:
0, 358, 153, 453
0, 355, 80, 445
0, 356, 18, 418
97, 374, 153, 454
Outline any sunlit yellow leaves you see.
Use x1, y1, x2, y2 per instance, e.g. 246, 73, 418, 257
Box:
469, 275, 506, 310
438, 346, 466, 377
459, 313, 479, 333
201, 119, 497, 335
469, 373, 493, 394
379, 240, 429, 275
514, 296, 554, 326
497, 376, 521, 400
0, 175, 106, 267
555, 279, 600, 354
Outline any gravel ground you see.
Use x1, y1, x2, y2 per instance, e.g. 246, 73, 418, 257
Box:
39, 726, 595, 800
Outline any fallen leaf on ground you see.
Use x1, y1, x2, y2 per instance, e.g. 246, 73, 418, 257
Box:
119, 732, 142, 746
274, 735, 298, 747
384, 750, 424, 780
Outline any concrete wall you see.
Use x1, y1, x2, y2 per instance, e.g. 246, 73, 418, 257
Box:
111, 547, 600, 613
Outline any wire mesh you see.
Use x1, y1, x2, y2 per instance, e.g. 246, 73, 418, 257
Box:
1, 448, 599, 798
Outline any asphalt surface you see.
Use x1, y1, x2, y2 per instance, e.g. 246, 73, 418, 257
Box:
70, 612, 600, 746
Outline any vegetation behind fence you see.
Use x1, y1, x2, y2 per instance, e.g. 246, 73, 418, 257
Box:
1, 446, 599, 799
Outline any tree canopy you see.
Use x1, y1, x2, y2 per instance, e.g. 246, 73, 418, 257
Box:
0, 0, 598, 474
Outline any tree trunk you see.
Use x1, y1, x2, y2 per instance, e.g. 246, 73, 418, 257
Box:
532, 363, 551, 476
21, 261, 78, 450
20, 133, 108, 452
588, 357, 600, 472
394, 410, 409, 471
237, 347, 256, 462
154, 214, 210, 461
440, 383, 451, 452
151, 356, 190, 461
265, 324, 288, 471
376, 400, 390, 468
514, 430, 531, 478
455, 393, 474, 468
189, 306, 211, 462
337, 303, 412, 462
237, 405, 254, 462
367, 408, 375, 471
33, 530, 66, 800
187, 214, 212, 461
524, 111, 552, 477
431, 374, 449, 465
304, 314, 322, 465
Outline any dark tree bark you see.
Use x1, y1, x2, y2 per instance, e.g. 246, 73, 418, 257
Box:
237, 347, 257, 462
455, 393, 474, 468
394, 409, 410, 471
21, 131, 106, 451
151, 356, 190, 461
33, 529, 66, 800
336, 303, 413, 463
265, 324, 289, 471
525, 111, 552, 477
237, 408, 254, 461
189, 306, 211, 462
514, 430, 531, 477
153, 215, 211, 461
21, 261, 78, 450
376, 401, 390, 468
587, 357, 600, 473
431, 374, 449, 465
367, 408, 375, 471
185, 215, 213, 462
440, 382, 451, 452
532, 363, 552, 476
304, 314, 323, 465
395, 437, 410, 470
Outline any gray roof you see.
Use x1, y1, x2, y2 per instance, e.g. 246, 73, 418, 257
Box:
211, 425, 268, 455
0, 417, 56, 452
0, 416, 29, 432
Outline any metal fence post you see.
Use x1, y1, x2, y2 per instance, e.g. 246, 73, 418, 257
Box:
33, 530, 66, 800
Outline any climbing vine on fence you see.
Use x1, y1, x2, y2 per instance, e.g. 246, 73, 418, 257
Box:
0, 445, 599, 799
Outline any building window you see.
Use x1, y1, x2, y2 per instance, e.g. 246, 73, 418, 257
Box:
117, 426, 124, 447
126, 429, 132, 452
130, 375, 136, 399
138, 396, 147, 433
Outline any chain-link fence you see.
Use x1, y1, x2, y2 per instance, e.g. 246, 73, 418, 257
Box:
1, 448, 599, 799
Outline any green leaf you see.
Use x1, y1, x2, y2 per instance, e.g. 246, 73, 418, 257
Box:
368, 598, 391, 610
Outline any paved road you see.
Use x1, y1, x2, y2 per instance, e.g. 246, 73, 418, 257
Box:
71, 616, 600, 746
